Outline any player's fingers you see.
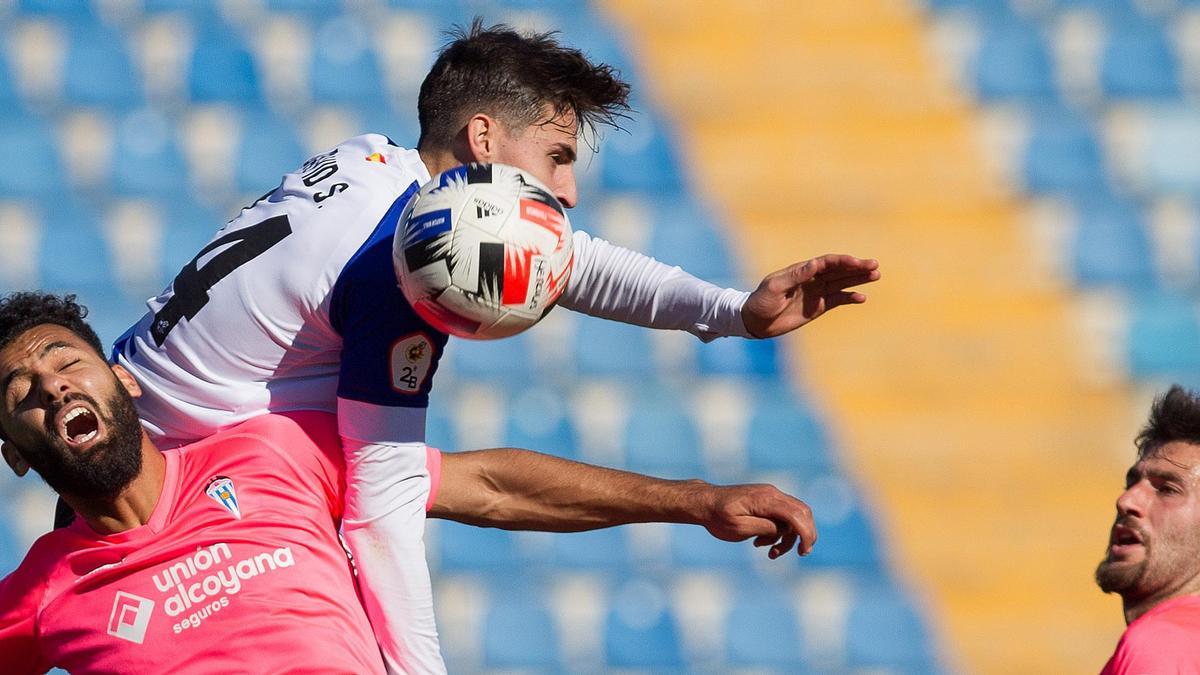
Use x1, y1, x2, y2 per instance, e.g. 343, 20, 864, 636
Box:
753, 533, 776, 547
769, 531, 798, 559
823, 291, 866, 310
821, 270, 881, 289
808, 254, 878, 275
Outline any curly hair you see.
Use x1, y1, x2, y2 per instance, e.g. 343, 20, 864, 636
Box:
0, 292, 106, 360
417, 18, 631, 151
1136, 385, 1200, 457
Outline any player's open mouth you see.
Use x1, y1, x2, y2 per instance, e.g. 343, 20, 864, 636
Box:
1109, 524, 1144, 557
57, 403, 101, 449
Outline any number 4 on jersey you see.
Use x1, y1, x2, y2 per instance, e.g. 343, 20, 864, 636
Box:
151, 215, 293, 346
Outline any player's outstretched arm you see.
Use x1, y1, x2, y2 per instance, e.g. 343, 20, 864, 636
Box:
431, 449, 816, 559
741, 254, 880, 338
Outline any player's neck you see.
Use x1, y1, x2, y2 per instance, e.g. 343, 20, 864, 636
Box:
1123, 582, 1200, 624
418, 148, 460, 179
68, 439, 168, 535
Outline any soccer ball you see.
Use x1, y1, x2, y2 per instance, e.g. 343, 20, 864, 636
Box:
393, 163, 574, 339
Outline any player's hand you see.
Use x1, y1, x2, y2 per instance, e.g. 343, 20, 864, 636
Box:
741, 254, 880, 338
701, 484, 816, 559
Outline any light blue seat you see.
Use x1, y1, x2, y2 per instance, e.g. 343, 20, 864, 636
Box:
648, 201, 736, 283
599, 111, 685, 193
574, 317, 654, 376
725, 592, 805, 669
697, 337, 780, 377
310, 16, 388, 105
1143, 108, 1200, 194
160, 197, 222, 284
435, 519, 522, 572
187, 28, 262, 103
1128, 293, 1200, 378
924, 0, 1016, 15
746, 403, 833, 473
0, 38, 23, 111
1100, 23, 1180, 99
1047, 0, 1144, 15
0, 114, 62, 198
1071, 196, 1156, 289
669, 523, 752, 568
38, 200, 117, 293
623, 401, 705, 478
604, 582, 684, 668
235, 108, 306, 192
803, 502, 883, 571
0, 514, 23, 576
482, 599, 565, 670
1022, 109, 1107, 194
112, 110, 188, 196
62, 24, 141, 107
450, 332, 534, 380
503, 395, 580, 460
972, 23, 1057, 101
17, 0, 98, 17
425, 406, 457, 451
845, 584, 938, 671
551, 528, 631, 569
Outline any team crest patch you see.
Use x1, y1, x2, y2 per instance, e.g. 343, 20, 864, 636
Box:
365, 152, 387, 164
205, 476, 242, 520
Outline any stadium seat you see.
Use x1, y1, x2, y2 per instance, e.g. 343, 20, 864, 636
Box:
1099, 23, 1181, 99
1143, 109, 1200, 194
573, 316, 655, 376
187, 28, 263, 103
503, 387, 581, 460
0, 40, 23, 111
845, 584, 938, 671
604, 580, 685, 668
17, 0, 97, 18
38, 200, 117, 293
159, 197, 222, 282
924, 0, 1015, 15
802, 490, 884, 571
112, 109, 189, 197
435, 519, 523, 572
62, 24, 141, 107
972, 22, 1058, 101
648, 201, 737, 283
551, 528, 632, 570
234, 107, 307, 192
310, 15, 389, 105
1070, 196, 1157, 289
425, 406, 458, 451
697, 337, 780, 377
482, 599, 565, 670
598, 110, 686, 193
745, 402, 833, 473
1128, 292, 1200, 378
669, 522, 752, 568
622, 399, 705, 478
449, 332, 534, 380
1022, 109, 1108, 195
724, 592, 805, 669
0, 114, 63, 198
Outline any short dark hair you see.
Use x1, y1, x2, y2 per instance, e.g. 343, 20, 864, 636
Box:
1135, 385, 1200, 456
417, 19, 631, 151
0, 292, 106, 361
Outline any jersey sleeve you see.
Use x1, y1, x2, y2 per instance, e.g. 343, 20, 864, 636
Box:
0, 560, 52, 674
559, 230, 753, 342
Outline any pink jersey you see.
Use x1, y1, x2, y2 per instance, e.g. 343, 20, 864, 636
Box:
0, 412, 442, 674
1101, 595, 1200, 674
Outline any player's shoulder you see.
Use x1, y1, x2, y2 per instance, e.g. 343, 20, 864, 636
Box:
186, 413, 339, 463
0, 529, 76, 606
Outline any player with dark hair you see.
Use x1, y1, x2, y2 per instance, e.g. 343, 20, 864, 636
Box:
109, 21, 878, 673
1096, 385, 1200, 673
0, 293, 815, 674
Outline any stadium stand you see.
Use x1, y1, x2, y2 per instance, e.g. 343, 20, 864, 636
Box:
0, 2, 942, 673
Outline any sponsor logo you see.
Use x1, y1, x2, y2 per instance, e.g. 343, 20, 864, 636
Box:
474, 197, 502, 219
205, 476, 242, 519
365, 152, 387, 164
107, 591, 155, 644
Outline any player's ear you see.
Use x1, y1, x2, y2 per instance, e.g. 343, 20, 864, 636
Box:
111, 364, 142, 399
2, 442, 29, 478
464, 114, 499, 162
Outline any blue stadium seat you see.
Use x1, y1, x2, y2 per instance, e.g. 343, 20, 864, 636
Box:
310, 16, 389, 105
450, 332, 534, 380
669, 523, 752, 568
112, 110, 189, 196
435, 519, 523, 572
1070, 196, 1156, 289
425, 406, 458, 451
725, 592, 805, 669
574, 317, 654, 376
62, 24, 141, 107
924, 0, 1016, 15
503, 389, 581, 460
1143, 109, 1200, 194
804, 501, 883, 571
622, 400, 705, 478
697, 337, 780, 377
160, 197, 221, 282
599, 111, 686, 193
38, 200, 117, 293
1047, 0, 1145, 15
0, 515, 22, 577
0, 40, 22, 111
1100, 23, 1181, 99
235, 108, 306, 192
0, 114, 63, 198
482, 599, 565, 670
17, 0, 98, 17
972, 23, 1057, 101
1128, 292, 1200, 378
604, 581, 684, 668
746, 403, 833, 473
845, 584, 938, 671
1022, 109, 1108, 194
551, 528, 631, 569
187, 28, 262, 103
648, 201, 737, 283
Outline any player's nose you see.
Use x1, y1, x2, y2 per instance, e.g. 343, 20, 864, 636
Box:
34, 372, 71, 407
556, 172, 578, 209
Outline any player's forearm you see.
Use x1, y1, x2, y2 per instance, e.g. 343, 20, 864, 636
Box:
559, 230, 752, 341
430, 448, 716, 531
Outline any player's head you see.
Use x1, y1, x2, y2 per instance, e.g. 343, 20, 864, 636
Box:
417, 19, 631, 208
1096, 385, 1200, 613
0, 292, 146, 501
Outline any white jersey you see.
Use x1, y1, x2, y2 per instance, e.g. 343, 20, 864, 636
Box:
111, 133, 752, 675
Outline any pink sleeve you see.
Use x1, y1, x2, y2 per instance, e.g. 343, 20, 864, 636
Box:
425, 446, 441, 513
0, 560, 52, 674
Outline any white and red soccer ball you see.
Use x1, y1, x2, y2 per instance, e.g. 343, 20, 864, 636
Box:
393, 163, 574, 339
